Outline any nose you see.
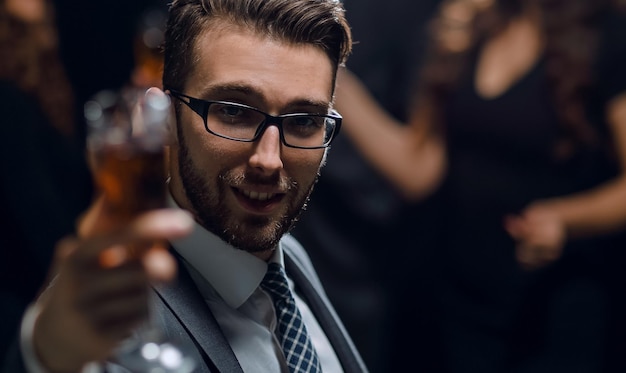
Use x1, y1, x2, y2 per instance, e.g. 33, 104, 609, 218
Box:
248, 125, 283, 174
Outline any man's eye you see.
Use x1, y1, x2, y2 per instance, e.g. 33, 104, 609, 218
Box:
210, 104, 254, 125
290, 116, 318, 127
220, 105, 244, 118
285, 116, 324, 138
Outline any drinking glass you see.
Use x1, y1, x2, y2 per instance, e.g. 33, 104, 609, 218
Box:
84, 87, 197, 373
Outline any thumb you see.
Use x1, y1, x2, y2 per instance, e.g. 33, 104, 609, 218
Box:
143, 244, 177, 283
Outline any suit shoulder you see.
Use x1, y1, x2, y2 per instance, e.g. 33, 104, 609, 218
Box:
280, 234, 319, 281
280, 234, 311, 265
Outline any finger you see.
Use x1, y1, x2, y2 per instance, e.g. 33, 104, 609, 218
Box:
520, 230, 562, 265
73, 268, 150, 336
537, 245, 561, 264
75, 262, 149, 308
87, 292, 150, 335
69, 209, 193, 266
504, 215, 527, 239
515, 244, 532, 266
518, 244, 556, 270
127, 209, 193, 239
77, 195, 106, 238
98, 245, 129, 269
48, 236, 81, 274
516, 244, 541, 270
143, 245, 177, 282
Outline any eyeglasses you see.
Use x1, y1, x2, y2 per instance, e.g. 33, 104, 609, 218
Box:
168, 90, 342, 149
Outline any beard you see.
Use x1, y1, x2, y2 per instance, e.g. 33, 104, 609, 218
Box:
177, 130, 318, 253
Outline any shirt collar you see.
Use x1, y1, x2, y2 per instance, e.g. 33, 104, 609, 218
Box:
167, 194, 283, 309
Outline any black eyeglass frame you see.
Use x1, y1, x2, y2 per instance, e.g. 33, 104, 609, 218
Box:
168, 89, 342, 149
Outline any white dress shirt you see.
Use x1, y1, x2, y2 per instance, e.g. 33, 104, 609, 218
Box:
169, 208, 343, 372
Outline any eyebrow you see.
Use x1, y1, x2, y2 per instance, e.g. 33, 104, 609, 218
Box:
197, 83, 255, 99
197, 83, 331, 113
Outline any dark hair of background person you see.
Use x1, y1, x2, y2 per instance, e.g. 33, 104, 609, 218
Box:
163, 0, 352, 93
0, 0, 75, 138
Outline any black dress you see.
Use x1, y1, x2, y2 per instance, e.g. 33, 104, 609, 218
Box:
431, 12, 626, 373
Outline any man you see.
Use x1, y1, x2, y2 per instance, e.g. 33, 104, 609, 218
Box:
2, 0, 366, 371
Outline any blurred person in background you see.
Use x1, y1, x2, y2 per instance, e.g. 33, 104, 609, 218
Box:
290, 0, 443, 371
335, 0, 626, 371
0, 0, 92, 361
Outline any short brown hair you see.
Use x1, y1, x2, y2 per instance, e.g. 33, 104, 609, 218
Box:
162, 0, 352, 92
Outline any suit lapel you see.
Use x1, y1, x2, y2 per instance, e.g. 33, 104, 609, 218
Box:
284, 254, 367, 373
153, 258, 244, 373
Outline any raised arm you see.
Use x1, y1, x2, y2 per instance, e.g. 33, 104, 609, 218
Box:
24, 201, 192, 373
334, 67, 447, 201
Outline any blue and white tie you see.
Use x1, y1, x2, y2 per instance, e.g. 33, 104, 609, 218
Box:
261, 262, 322, 373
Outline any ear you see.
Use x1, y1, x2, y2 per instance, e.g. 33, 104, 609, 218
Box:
166, 101, 179, 146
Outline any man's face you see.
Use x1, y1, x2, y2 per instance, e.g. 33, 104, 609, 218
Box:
168, 24, 334, 255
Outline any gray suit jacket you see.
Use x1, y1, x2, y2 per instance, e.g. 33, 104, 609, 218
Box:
2, 235, 368, 373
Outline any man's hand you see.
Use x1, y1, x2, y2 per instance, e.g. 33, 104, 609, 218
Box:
504, 202, 567, 270
32, 208, 193, 372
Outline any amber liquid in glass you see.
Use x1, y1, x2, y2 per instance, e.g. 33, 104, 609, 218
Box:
96, 145, 164, 211
91, 142, 166, 252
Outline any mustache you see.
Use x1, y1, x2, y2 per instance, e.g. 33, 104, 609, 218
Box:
220, 171, 297, 192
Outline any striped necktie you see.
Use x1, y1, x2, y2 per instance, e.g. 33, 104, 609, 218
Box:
261, 262, 322, 373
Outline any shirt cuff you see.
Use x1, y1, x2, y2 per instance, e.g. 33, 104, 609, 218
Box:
20, 303, 103, 373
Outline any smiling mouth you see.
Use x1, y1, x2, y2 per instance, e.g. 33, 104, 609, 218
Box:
233, 187, 285, 213
239, 189, 277, 201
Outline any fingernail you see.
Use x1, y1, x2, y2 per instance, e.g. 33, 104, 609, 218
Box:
147, 210, 194, 232
165, 210, 194, 230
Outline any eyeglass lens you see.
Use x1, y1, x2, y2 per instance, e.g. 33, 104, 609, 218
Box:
207, 102, 334, 148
